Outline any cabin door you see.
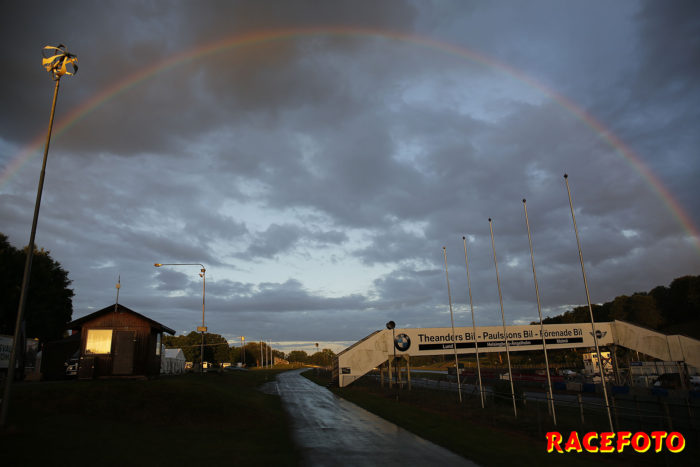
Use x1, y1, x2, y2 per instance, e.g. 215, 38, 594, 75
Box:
113, 331, 135, 375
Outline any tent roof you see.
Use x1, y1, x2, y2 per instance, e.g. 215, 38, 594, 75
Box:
164, 348, 185, 359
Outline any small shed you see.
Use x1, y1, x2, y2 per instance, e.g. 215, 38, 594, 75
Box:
67, 303, 175, 379
161, 348, 186, 374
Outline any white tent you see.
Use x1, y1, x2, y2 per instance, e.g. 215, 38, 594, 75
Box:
161, 348, 186, 374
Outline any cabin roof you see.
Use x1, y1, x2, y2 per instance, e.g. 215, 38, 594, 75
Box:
67, 303, 176, 335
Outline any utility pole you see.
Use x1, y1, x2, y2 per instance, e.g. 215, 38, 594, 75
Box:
1, 45, 77, 429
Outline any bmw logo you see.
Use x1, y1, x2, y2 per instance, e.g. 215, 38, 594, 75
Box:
394, 333, 411, 352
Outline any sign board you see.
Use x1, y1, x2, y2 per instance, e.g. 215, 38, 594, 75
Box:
0, 334, 40, 369
388, 323, 613, 356
197, 326, 207, 333
0, 334, 12, 369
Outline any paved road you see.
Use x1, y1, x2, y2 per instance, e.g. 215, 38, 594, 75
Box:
267, 369, 479, 467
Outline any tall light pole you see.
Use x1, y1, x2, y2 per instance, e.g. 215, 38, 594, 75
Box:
489, 218, 517, 417
442, 247, 462, 403
154, 263, 206, 374
1, 45, 77, 429
386, 321, 397, 386
239, 336, 245, 366
563, 174, 614, 432
463, 236, 484, 408
523, 200, 556, 424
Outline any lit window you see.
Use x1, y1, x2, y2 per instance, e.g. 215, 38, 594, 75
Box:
85, 329, 112, 354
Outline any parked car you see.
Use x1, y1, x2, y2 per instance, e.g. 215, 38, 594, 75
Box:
653, 373, 688, 389
690, 376, 700, 390
64, 351, 79, 377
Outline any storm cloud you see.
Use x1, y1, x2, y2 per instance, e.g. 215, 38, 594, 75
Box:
1, 0, 698, 350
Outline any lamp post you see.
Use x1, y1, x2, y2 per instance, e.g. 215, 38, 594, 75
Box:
563, 174, 613, 432
442, 247, 462, 403
154, 263, 206, 374
386, 321, 397, 386
523, 199, 556, 424
239, 336, 245, 366
1, 45, 78, 429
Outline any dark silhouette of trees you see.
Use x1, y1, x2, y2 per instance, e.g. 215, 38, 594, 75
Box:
540, 275, 700, 338
308, 348, 335, 367
164, 331, 230, 364
287, 350, 308, 363
0, 233, 73, 343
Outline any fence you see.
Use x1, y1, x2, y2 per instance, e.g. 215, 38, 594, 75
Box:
335, 369, 700, 448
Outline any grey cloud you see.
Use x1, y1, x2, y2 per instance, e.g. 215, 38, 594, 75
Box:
372, 266, 443, 309
154, 269, 190, 291
238, 223, 348, 260
1, 0, 420, 157
210, 278, 370, 313
242, 224, 303, 259
2, 1, 698, 347
354, 229, 428, 266
632, 0, 700, 101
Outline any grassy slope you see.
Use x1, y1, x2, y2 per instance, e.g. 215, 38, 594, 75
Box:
1, 370, 299, 466
302, 371, 691, 467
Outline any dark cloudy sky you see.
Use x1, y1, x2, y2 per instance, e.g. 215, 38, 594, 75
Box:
1, 1, 698, 353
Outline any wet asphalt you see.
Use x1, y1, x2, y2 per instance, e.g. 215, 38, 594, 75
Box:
266, 369, 479, 467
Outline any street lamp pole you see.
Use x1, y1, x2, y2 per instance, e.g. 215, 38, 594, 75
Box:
563, 174, 614, 432
154, 263, 206, 374
238, 336, 245, 366
386, 321, 397, 387
442, 247, 462, 403
1, 45, 77, 430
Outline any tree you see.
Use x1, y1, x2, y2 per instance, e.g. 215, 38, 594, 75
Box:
287, 350, 308, 363
206, 333, 230, 363
271, 349, 285, 362
228, 345, 241, 363
164, 331, 231, 364
538, 275, 700, 337
0, 233, 73, 343
627, 294, 663, 329
164, 332, 201, 362
225, 340, 268, 367
308, 348, 335, 367
667, 276, 700, 324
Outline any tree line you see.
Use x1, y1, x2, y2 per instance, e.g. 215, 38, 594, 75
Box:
0, 233, 73, 344
539, 275, 700, 339
162, 332, 336, 367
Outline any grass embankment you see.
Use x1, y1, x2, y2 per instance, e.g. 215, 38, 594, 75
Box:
1, 370, 299, 466
302, 370, 692, 467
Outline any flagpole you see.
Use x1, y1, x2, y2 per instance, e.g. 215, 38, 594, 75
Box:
489, 218, 517, 417
523, 200, 556, 424
564, 174, 613, 432
442, 247, 462, 403
463, 236, 484, 408
1, 44, 77, 429
114, 275, 121, 313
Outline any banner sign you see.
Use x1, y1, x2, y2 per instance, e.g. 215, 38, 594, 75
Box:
388, 323, 613, 356
0, 334, 40, 369
0, 334, 12, 369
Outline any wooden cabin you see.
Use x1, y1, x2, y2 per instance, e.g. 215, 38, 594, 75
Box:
67, 304, 175, 379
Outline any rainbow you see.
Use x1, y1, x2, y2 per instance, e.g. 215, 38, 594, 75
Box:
2, 26, 698, 250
